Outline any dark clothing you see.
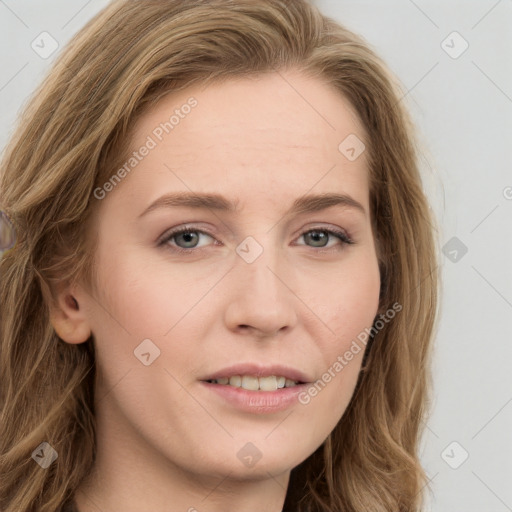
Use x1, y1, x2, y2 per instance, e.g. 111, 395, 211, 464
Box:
61, 500, 78, 512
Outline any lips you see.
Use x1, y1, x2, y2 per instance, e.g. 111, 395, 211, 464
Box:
199, 364, 313, 413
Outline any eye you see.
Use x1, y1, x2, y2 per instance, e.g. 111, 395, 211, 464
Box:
158, 226, 215, 253
158, 225, 354, 254
296, 227, 354, 251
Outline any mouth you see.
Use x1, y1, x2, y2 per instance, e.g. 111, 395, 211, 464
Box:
199, 364, 312, 413
203, 375, 306, 391
200, 363, 311, 392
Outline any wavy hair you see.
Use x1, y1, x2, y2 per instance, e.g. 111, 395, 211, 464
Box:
0, 0, 439, 510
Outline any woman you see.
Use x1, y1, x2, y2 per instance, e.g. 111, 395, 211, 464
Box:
0, 0, 439, 511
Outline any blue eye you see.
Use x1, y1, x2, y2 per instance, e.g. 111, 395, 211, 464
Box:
158, 226, 354, 254
297, 228, 353, 249
159, 227, 214, 251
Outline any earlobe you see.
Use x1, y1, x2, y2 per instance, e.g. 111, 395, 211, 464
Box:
49, 288, 92, 345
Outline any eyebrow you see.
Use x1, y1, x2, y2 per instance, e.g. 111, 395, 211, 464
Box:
138, 191, 366, 218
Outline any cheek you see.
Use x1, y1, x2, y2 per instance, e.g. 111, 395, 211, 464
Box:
299, 253, 380, 411
92, 248, 218, 340
310, 254, 381, 352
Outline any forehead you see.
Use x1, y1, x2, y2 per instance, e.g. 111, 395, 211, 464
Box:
107, 69, 370, 212
133, 70, 365, 149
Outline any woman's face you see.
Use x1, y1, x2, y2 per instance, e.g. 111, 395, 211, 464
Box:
72, 70, 380, 486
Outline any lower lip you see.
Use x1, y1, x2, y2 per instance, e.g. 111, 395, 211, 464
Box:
200, 381, 308, 413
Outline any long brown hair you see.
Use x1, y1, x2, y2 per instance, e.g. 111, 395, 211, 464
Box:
0, 1, 439, 510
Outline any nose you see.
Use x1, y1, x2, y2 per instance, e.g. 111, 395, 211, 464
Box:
223, 246, 298, 338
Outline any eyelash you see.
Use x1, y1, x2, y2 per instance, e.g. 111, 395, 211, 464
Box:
158, 225, 354, 255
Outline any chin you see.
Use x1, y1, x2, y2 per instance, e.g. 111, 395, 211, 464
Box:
188, 442, 309, 481
223, 457, 298, 481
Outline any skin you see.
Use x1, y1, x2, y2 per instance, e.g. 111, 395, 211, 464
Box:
50, 69, 381, 512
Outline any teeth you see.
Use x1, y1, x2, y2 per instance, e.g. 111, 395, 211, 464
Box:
208, 375, 299, 390
259, 376, 277, 391
241, 375, 259, 391
229, 375, 241, 387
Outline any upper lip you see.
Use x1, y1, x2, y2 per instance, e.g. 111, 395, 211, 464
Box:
201, 363, 312, 383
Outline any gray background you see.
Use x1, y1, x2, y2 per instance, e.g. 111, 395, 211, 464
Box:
1, 1, 511, 510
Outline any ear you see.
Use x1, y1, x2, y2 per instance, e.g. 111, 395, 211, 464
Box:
48, 282, 92, 344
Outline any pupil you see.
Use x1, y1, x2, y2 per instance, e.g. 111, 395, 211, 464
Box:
180, 232, 197, 247
307, 230, 327, 247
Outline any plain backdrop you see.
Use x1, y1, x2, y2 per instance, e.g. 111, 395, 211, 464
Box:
1, 1, 511, 511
